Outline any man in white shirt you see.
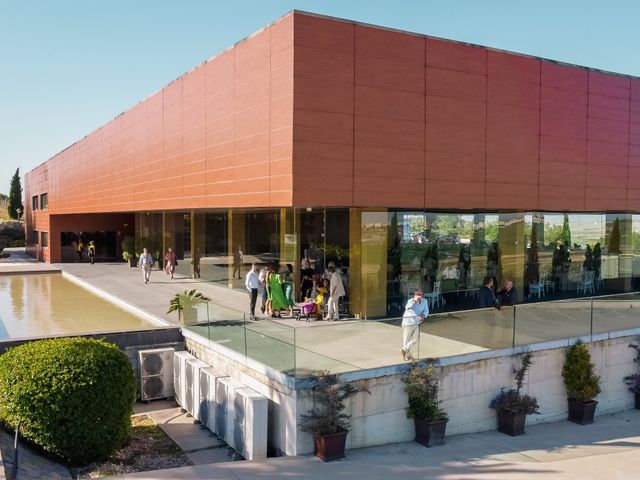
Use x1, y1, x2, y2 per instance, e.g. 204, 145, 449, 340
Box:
138, 247, 154, 284
245, 263, 260, 320
324, 265, 345, 321
401, 289, 429, 360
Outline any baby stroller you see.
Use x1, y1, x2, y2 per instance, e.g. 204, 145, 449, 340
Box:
295, 300, 318, 322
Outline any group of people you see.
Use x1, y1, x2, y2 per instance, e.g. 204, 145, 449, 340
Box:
245, 263, 295, 320
72, 238, 97, 264
137, 247, 179, 284
479, 276, 517, 309
245, 260, 345, 322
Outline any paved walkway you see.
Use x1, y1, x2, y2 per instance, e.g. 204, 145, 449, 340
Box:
0, 247, 59, 274
110, 410, 640, 479
0, 428, 70, 479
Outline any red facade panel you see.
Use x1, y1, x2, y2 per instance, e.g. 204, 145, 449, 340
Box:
26, 11, 640, 224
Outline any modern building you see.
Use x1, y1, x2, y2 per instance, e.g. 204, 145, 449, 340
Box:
26, 10, 640, 318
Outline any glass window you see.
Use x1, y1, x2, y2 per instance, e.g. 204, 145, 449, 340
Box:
40, 193, 48, 210
32, 196, 38, 210
40, 232, 48, 248
32, 230, 38, 244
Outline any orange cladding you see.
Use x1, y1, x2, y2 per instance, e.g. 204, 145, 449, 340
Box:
291, 12, 640, 212
26, 11, 640, 221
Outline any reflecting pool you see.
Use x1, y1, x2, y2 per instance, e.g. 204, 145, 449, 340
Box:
0, 273, 153, 340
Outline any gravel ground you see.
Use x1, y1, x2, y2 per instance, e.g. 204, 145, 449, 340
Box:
71, 415, 192, 478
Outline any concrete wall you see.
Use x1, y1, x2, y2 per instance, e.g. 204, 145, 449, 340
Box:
293, 335, 640, 454
187, 329, 640, 456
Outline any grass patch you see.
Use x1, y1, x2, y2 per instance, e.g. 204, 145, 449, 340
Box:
71, 414, 191, 478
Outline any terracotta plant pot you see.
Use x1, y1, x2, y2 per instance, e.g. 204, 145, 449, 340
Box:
496, 409, 526, 436
414, 418, 448, 447
567, 398, 598, 425
314, 428, 348, 462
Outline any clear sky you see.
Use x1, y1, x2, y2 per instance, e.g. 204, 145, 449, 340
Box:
1, 0, 639, 195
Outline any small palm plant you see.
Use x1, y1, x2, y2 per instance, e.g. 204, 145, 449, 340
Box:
167, 289, 211, 325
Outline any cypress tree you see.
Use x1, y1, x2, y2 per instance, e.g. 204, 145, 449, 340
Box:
7, 168, 23, 220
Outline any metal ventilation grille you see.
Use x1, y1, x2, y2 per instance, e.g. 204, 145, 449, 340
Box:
142, 376, 165, 399
142, 353, 164, 376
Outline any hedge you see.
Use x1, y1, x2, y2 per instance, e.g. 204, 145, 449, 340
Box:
0, 337, 137, 465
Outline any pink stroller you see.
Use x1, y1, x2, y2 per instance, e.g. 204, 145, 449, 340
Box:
296, 301, 317, 322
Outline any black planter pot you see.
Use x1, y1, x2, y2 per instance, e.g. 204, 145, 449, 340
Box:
634, 392, 640, 410
567, 398, 598, 425
128, 257, 137, 268
496, 409, 526, 436
414, 418, 448, 447
314, 428, 348, 462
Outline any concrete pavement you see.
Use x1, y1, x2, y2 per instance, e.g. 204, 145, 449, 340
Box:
110, 410, 640, 479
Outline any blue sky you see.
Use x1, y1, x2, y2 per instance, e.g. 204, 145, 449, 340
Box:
1, 0, 639, 195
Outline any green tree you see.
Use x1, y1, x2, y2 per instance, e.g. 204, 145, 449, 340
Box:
7, 168, 23, 220
561, 214, 572, 247
608, 217, 621, 254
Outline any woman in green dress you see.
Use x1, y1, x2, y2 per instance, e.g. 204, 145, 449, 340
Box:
268, 265, 287, 318
283, 264, 295, 317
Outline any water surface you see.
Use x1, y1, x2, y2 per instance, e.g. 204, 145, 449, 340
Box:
0, 273, 152, 340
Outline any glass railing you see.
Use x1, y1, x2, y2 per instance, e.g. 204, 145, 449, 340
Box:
182, 291, 640, 381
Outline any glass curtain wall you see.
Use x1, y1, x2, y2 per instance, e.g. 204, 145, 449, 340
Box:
135, 209, 640, 319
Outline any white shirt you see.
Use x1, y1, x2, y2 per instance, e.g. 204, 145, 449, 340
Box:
139, 252, 153, 266
329, 270, 345, 298
245, 270, 259, 291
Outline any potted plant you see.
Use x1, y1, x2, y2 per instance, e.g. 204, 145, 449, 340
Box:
300, 372, 367, 462
562, 340, 601, 424
622, 343, 640, 410
403, 361, 448, 447
121, 236, 136, 267
490, 353, 539, 436
167, 289, 211, 326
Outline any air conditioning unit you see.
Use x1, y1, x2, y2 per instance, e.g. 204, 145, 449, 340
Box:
138, 347, 175, 401
185, 357, 209, 421
199, 367, 228, 434
174, 351, 195, 408
233, 387, 268, 460
216, 377, 245, 446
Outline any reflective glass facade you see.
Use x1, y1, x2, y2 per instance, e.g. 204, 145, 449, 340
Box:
132, 209, 640, 319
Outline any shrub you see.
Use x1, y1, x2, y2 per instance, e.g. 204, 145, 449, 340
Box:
300, 372, 368, 435
562, 340, 601, 402
404, 361, 447, 421
0, 338, 136, 465
490, 352, 540, 415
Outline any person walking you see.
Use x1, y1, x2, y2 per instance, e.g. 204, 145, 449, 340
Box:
245, 263, 260, 320
165, 248, 177, 279
324, 265, 345, 321
88, 240, 96, 265
76, 238, 84, 261
232, 245, 243, 280
401, 289, 429, 361
192, 247, 201, 279
139, 247, 154, 284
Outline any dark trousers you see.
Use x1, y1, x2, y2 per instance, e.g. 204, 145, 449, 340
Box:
249, 288, 258, 316
261, 287, 267, 312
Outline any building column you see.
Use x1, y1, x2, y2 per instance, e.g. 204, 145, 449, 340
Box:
498, 213, 525, 302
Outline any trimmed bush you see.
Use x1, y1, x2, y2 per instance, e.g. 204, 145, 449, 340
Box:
0, 338, 136, 465
562, 340, 601, 402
